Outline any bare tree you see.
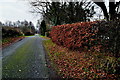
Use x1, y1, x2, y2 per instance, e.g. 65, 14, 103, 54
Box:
93, 0, 120, 20
29, 0, 96, 25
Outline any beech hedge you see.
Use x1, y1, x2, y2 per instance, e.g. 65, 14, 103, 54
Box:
50, 21, 99, 51
50, 19, 120, 58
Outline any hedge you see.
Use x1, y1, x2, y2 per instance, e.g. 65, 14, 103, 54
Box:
50, 19, 120, 58
94, 20, 120, 57
50, 21, 99, 51
2, 27, 23, 38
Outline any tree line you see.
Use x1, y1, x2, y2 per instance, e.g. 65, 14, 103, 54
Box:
30, 0, 120, 37
1, 20, 36, 37
30, 1, 96, 26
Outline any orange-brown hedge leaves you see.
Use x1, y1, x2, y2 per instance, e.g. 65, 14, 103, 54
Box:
50, 21, 99, 51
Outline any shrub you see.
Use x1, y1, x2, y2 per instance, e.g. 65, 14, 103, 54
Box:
20, 27, 35, 36
50, 20, 120, 75
24, 31, 34, 36
94, 19, 120, 57
40, 20, 46, 36
50, 21, 98, 51
2, 27, 23, 38
50, 19, 120, 58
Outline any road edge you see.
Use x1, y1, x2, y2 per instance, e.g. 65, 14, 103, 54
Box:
42, 40, 61, 80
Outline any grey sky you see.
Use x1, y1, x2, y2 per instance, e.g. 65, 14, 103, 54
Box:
0, 0, 40, 26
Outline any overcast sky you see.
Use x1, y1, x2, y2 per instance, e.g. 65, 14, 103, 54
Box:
0, 0, 41, 26
0, 0, 119, 26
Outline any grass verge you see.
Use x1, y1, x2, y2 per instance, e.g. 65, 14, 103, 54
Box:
2, 36, 25, 48
40, 35, 50, 39
43, 39, 120, 79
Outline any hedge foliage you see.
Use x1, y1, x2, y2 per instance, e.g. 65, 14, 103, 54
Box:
95, 20, 120, 57
50, 19, 120, 57
2, 27, 23, 38
50, 21, 99, 51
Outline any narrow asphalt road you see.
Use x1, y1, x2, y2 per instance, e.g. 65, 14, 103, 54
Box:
2, 35, 49, 79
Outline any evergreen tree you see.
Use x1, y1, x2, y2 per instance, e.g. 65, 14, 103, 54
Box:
40, 20, 46, 36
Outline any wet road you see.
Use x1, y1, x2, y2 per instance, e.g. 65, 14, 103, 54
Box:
2, 35, 49, 79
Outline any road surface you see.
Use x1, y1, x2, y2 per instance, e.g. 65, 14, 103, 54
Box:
2, 35, 49, 79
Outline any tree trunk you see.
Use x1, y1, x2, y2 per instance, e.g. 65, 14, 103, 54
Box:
94, 2, 109, 20
109, 1, 116, 20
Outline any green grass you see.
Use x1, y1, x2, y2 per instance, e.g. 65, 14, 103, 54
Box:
39, 35, 46, 37
43, 39, 60, 70
40, 34, 50, 40
2, 38, 11, 43
43, 40, 54, 58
